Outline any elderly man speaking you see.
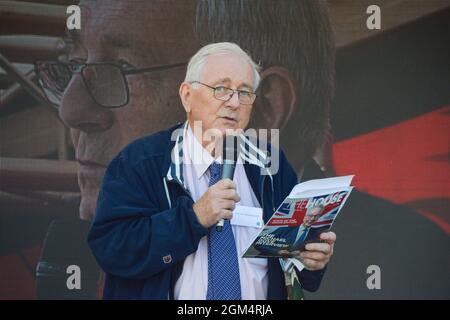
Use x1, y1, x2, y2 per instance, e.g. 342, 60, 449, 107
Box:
88, 42, 335, 300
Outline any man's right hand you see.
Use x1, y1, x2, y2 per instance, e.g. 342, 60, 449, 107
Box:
193, 179, 240, 228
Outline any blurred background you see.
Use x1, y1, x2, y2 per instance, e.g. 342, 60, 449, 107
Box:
0, 0, 449, 299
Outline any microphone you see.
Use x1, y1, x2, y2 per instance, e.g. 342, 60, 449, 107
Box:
216, 135, 239, 232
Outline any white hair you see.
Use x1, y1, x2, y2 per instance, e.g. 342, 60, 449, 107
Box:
184, 42, 261, 91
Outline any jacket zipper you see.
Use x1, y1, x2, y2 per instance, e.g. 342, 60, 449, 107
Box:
163, 177, 195, 301
260, 173, 276, 221
260, 175, 266, 217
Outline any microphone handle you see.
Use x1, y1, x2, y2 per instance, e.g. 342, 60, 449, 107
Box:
221, 163, 236, 181
216, 162, 236, 232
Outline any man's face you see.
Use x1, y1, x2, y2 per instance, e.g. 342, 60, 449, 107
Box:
185, 54, 255, 137
60, 1, 199, 219
304, 206, 323, 227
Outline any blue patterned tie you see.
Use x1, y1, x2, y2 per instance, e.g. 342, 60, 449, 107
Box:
206, 162, 242, 300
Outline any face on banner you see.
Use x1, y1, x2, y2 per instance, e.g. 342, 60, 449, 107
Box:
59, 1, 199, 219
35, 0, 336, 220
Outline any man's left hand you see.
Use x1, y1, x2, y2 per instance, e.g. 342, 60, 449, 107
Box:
298, 231, 336, 271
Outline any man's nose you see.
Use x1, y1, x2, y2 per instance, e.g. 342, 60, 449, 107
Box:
226, 91, 241, 109
59, 75, 113, 133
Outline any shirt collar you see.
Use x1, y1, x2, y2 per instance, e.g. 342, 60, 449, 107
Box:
184, 123, 217, 180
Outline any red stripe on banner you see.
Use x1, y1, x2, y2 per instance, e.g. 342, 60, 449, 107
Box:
0, 245, 41, 299
333, 105, 450, 232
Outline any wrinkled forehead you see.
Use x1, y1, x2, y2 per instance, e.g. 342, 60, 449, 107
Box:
74, 0, 198, 63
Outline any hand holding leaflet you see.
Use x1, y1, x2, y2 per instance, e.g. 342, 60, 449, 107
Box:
242, 175, 354, 259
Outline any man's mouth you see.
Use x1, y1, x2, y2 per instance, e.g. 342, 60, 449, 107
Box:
221, 116, 238, 123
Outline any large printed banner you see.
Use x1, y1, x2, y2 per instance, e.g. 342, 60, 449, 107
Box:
0, 0, 449, 300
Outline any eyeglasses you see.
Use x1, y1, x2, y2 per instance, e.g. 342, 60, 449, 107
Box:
190, 81, 257, 105
34, 60, 186, 108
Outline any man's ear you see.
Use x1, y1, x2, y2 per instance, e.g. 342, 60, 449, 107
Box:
252, 66, 297, 131
179, 82, 192, 113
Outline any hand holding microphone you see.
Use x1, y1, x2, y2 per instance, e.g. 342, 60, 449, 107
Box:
192, 135, 240, 231
193, 179, 240, 229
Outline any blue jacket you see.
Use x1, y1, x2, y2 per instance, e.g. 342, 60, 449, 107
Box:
88, 122, 326, 300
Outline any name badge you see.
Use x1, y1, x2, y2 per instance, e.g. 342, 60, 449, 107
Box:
231, 205, 264, 228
